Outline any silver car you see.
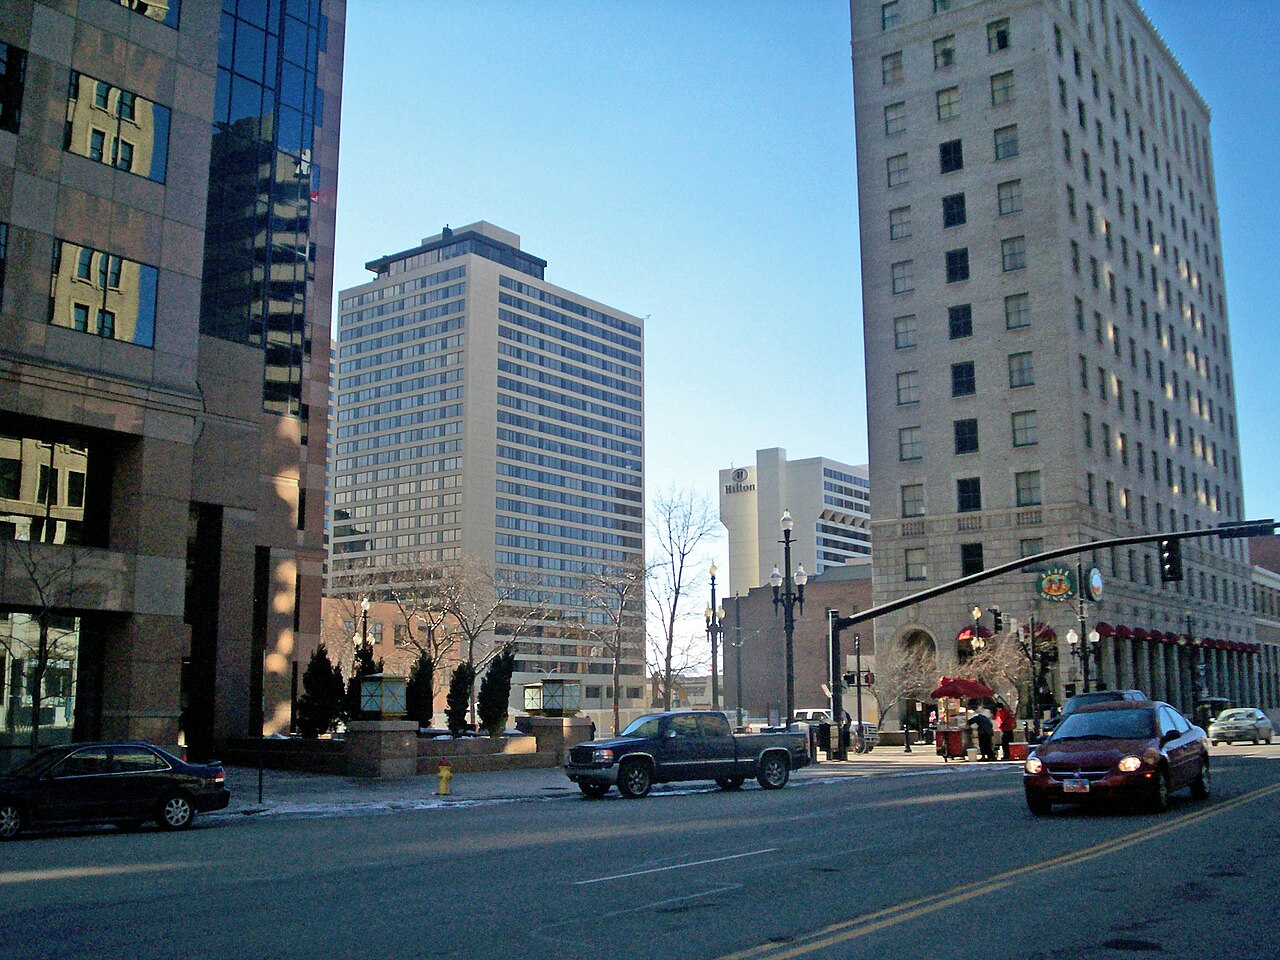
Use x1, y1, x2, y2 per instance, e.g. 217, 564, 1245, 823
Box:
1208, 708, 1274, 745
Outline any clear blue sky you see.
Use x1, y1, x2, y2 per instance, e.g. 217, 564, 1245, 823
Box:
333, 2, 1279, 594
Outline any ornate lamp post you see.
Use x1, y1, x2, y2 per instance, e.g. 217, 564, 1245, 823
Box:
770, 510, 807, 727
1065, 627, 1101, 693
969, 606, 986, 656
705, 563, 725, 712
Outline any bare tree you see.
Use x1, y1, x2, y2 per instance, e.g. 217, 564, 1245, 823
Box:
580, 556, 646, 733
647, 487, 719, 711
3, 543, 90, 748
964, 637, 1029, 714
869, 640, 938, 730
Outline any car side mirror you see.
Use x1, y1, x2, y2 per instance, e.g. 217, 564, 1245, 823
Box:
1161, 730, 1178, 745
666, 729, 677, 739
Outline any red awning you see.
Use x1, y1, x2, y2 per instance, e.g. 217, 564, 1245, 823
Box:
1114, 624, 1133, 640
1164, 631, 1182, 643
1132, 628, 1152, 641
1095, 622, 1115, 638
956, 625, 994, 642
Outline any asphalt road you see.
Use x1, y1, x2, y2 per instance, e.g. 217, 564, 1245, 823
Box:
3, 745, 1279, 960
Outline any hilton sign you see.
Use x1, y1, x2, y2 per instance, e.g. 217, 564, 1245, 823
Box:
725, 468, 755, 495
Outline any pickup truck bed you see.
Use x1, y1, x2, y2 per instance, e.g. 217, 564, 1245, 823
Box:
564, 710, 810, 798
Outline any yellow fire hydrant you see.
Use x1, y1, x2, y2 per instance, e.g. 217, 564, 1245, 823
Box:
436, 758, 453, 796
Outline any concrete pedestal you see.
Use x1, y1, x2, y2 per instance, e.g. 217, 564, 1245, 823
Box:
345, 719, 418, 778
514, 715, 593, 763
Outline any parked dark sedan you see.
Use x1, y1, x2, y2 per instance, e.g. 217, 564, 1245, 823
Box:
1023, 700, 1209, 815
0, 742, 229, 839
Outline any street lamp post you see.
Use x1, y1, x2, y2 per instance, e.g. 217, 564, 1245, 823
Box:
969, 606, 986, 658
1065, 626, 1101, 694
360, 596, 370, 648
705, 564, 725, 712
1186, 610, 1207, 725
770, 510, 807, 728
730, 628, 746, 729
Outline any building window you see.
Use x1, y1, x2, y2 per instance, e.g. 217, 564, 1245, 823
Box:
954, 418, 979, 455
1015, 470, 1043, 507
936, 86, 961, 121
948, 304, 972, 339
882, 51, 904, 85
957, 477, 982, 513
898, 426, 923, 460
885, 101, 907, 135
994, 124, 1019, 159
116, 0, 181, 27
987, 18, 1011, 52
896, 370, 921, 405
934, 35, 957, 69
997, 179, 1022, 215
49, 240, 157, 347
942, 193, 967, 227
65, 71, 170, 183
1083, 411, 1093, 447
893, 314, 918, 349
891, 260, 914, 293
951, 361, 976, 397
887, 153, 909, 186
1008, 351, 1034, 388
960, 542, 984, 576
990, 71, 1015, 105
1012, 410, 1039, 446
882, 2, 900, 30
945, 248, 970, 283
0, 42, 29, 135
1001, 235, 1027, 271
1020, 537, 1043, 558
939, 138, 963, 173
901, 483, 925, 517
1004, 293, 1029, 329
889, 205, 912, 239
905, 548, 927, 581
933, 0, 954, 12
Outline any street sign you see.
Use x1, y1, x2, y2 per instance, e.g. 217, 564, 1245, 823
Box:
1216, 519, 1275, 539
1087, 567, 1104, 602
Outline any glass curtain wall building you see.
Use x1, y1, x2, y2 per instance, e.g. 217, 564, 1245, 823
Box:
0, 0, 344, 762
330, 223, 647, 716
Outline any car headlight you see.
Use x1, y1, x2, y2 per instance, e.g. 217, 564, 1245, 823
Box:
592, 748, 614, 765
1024, 756, 1043, 774
1117, 755, 1143, 772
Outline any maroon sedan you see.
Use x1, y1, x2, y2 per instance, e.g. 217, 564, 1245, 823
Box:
1024, 700, 1210, 815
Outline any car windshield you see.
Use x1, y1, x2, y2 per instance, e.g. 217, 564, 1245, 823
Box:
1061, 694, 1121, 716
5, 747, 66, 777
1052, 708, 1155, 741
620, 715, 664, 738
1216, 709, 1252, 722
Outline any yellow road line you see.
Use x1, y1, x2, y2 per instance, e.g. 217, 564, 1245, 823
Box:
719, 780, 1280, 960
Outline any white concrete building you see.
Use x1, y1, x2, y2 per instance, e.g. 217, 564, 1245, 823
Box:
719, 448, 870, 595
329, 223, 646, 714
853, 0, 1254, 715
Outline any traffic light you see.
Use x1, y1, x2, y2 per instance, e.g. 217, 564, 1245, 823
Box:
842, 671, 858, 687
989, 607, 1003, 632
1158, 537, 1183, 582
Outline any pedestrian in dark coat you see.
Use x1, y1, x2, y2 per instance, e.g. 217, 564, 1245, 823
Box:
966, 710, 996, 761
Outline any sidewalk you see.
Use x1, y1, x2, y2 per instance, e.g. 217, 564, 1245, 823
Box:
212, 746, 1019, 822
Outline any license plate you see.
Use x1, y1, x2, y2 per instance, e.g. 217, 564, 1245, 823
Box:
1063, 778, 1090, 794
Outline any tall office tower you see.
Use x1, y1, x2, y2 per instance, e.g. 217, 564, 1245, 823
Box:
330, 223, 647, 714
853, 0, 1253, 713
0, 0, 344, 757
718, 448, 870, 595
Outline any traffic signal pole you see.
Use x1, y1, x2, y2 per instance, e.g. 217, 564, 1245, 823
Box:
836, 520, 1275, 631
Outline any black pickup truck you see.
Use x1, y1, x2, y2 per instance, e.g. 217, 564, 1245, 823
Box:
564, 710, 811, 798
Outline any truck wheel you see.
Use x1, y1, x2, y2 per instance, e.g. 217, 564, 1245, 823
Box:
617, 760, 652, 799
756, 753, 790, 789
578, 781, 610, 799
715, 776, 745, 791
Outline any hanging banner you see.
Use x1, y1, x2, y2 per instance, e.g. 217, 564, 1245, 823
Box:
1037, 566, 1076, 601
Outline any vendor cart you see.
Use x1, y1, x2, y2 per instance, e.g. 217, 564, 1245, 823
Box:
930, 677, 996, 761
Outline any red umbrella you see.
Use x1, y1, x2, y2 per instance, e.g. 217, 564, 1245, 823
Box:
931, 676, 996, 700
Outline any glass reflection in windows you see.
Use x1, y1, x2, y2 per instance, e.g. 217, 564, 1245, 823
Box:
64, 71, 170, 183
49, 240, 156, 348
0, 42, 28, 135
116, 0, 181, 29
0, 432, 98, 547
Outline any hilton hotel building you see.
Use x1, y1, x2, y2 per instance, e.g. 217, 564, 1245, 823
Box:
329, 223, 647, 714
0, 0, 344, 757
853, 0, 1260, 710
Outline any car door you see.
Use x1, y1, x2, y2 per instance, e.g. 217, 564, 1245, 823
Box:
696, 713, 737, 777
1159, 707, 1194, 788
33, 747, 113, 823
657, 714, 702, 781
106, 746, 173, 818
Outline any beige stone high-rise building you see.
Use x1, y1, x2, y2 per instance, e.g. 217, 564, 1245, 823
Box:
329, 223, 647, 717
853, 0, 1255, 714
0, 0, 345, 758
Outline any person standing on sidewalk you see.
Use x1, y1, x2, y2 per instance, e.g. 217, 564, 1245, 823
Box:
995, 702, 1016, 760
966, 708, 995, 761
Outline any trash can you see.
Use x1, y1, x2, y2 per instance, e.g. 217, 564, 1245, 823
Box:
1009, 742, 1030, 761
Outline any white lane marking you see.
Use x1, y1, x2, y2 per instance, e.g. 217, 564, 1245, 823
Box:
529, 885, 743, 948
575, 848, 779, 885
